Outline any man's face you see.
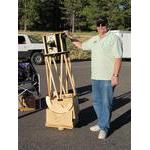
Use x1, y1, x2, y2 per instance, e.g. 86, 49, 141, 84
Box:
96, 25, 107, 35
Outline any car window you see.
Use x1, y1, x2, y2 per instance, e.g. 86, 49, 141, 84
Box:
18, 36, 26, 44
28, 35, 42, 43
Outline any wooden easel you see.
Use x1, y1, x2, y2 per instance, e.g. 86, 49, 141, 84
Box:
43, 33, 79, 130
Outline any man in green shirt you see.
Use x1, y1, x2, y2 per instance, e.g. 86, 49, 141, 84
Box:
65, 16, 122, 139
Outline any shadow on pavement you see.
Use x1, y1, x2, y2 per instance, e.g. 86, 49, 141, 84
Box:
76, 106, 97, 128
76, 85, 92, 104
78, 98, 89, 104
76, 85, 92, 97
77, 90, 131, 128
18, 84, 131, 133
18, 108, 44, 119
109, 109, 131, 136
76, 85, 131, 108
112, 91, 131, 111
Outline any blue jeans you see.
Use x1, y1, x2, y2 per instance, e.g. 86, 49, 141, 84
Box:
92, 80, 113, 133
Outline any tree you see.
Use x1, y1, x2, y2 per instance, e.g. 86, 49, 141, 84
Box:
80, 0, 131, 30
18, 0, 41, 31
62, 0, 83, 32
106, 0, 131, 30
18, 0, 131, 31
38, 0, 64, 31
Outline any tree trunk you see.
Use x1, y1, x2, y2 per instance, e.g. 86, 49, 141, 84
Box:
72, 13, 75, 33
24, 22, 27, 31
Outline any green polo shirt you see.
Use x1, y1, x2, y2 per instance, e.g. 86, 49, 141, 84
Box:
82, 31, 123, 80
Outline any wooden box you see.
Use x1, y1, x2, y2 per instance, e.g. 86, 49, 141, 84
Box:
45, 94, 79, 130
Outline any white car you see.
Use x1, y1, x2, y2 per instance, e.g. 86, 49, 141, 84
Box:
18, 34, 45, 65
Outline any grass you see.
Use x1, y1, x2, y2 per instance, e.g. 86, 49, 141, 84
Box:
18, 31, 97, 60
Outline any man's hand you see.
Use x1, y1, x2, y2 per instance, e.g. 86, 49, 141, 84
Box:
111, 76, 119, 87
112, 58, 122, 87
63, 30, 72, 39
63, 30, 82, 49
63, 30, 69, 36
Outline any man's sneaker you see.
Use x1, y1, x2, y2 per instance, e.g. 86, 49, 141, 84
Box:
90, 125, 101, 132
98, 130, 107, 139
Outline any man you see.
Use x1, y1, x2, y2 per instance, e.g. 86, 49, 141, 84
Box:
65, 16, 122, 139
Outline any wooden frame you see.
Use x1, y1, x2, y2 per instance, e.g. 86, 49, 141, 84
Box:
43, 33, 79, 130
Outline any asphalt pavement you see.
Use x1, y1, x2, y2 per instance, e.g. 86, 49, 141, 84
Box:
18, 61, 131, 150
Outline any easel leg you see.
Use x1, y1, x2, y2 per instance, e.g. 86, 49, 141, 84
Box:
64, 55, 76, 95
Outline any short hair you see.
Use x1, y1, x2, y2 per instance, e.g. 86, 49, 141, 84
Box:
96, 16, 108, 27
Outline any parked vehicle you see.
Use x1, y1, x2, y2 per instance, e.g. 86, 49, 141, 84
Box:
111, 30, 131, 59
18, 34, 45, 65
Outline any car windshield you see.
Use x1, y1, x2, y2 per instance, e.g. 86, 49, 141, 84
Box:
28, 35, 43, 43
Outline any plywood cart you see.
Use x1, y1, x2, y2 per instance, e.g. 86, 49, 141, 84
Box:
43, 32, 79, 130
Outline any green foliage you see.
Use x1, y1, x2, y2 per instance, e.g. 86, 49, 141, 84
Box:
18, 0, 131, 31
80, 0, 131, 30
19, 31, 92, 60
66, 39, 91, 60
61, 0, 83, 32
38, 0, 63, 31
19, 0, 41, 30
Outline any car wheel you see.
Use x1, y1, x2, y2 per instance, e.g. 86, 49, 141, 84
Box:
31, 52, 44, 65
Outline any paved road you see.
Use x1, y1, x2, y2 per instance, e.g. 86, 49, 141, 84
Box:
18, 61, 131, 150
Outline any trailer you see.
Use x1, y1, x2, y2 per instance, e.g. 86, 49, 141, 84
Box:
111, 30, 131, 59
